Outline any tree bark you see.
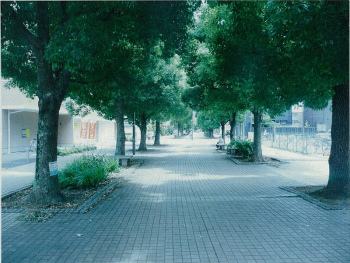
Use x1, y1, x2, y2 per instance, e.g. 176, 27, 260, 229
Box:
29, 90, 66, 203
115, 100, 126, 155
27, 2, 69, 204
206, 129, 214, 138
178, 122, 183, 137
251, 109, 263, 162
327, 84, 349, 195
154, 120, 161, 146
230, 112, 236, 140
220, 121, 226, 143
138, 113, 148, 151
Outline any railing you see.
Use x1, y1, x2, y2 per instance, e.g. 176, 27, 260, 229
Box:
262, 127, 331, 155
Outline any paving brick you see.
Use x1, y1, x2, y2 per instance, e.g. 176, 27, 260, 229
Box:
2, 136, 350, 262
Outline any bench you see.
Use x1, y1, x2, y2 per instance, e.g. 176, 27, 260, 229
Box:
219, 144, 226, 151
217, 144, 226, 151
116, 155, 133, 167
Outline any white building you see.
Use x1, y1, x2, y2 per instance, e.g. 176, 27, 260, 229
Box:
1, 81, 117, 153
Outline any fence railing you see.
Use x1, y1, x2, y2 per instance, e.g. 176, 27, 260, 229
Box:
262, 127, 331, 155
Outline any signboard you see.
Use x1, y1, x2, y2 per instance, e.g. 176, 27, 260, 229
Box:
80, 121, 88, 139
21, 129, 30, 138
89, 122, 97, 139
74, 123, 79, 131
49, 161, 59, 176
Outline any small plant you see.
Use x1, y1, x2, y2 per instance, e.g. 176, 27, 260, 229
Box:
58, 154, 119, 189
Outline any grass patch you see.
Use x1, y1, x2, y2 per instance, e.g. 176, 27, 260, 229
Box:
57, 145, 97, 156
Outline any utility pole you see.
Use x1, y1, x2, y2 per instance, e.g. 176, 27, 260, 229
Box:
132, 112, 136, 155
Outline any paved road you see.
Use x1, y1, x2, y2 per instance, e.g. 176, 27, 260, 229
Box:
1, 135, 349, 262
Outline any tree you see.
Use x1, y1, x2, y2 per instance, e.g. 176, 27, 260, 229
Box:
2, 2, 72, 203
60, 1, 195, 155
182, 26, 246, 143
263, 1, 349, 195
151, 55, 190, 145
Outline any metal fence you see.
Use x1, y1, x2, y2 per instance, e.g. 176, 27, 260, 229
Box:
262, 127, 331, 155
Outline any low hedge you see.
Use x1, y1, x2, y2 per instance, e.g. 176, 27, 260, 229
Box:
227, 138, 253, 159
58, 154, 119, 189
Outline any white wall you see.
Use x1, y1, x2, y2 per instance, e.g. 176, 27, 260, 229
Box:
58, 115, 74, 145
2, 110, 39, 152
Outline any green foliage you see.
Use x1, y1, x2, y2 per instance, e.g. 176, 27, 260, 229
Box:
57, 145, 97, 156
226, 138, 237, 151
227, 138, 253, 159
58, 154, 118, 189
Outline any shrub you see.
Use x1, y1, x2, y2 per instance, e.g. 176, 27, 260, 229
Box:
226, 138, 237, 152
58, 154, 119, 189
235, 139, 253, 159
226, 138, 253, 158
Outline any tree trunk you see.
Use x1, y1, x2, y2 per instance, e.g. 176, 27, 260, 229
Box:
115, 100, 126, 155
206, 129, 214, 138
327, 84, 349, 195
28, 2, 69, 204
154, 120, 161, 146
220, 121, 225, 143
251, 109, 263, 162
230, 112, 236, 140
28, 89, 66, 203
178, 122, 183, 137
138, 113, 147, 151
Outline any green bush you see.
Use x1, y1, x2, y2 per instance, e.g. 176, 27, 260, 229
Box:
226, 138, 253, 158
235, 139, 253, 159
58, 154, 119, 189
226, 138, 237, 152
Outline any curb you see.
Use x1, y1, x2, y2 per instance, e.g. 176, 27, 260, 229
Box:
2, 159, 143, 215
280, 186, 348, 210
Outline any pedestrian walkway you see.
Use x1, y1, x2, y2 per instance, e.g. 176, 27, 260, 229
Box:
1, 147, 117, 198
1, 135, 349, 262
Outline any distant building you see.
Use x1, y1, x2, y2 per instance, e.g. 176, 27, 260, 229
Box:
1, 82, 116, 153
274, 102, 332, 131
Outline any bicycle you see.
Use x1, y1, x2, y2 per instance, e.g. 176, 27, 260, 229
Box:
29, 138, 37, 152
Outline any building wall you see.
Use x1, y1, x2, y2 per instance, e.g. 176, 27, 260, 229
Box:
2, 110, 39, 152
97, 120, 116, 147
304, 101, 332, 131
58, 115, 74, 145
275, 110, 292, 125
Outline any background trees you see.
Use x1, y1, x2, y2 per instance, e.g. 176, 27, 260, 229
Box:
186, 1, 348, 194
1, 1, 195, 203
2, 1, 348, 199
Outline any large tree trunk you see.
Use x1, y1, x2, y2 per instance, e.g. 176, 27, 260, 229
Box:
251, 109, 263, 162
230, 112, 236, 141
29, 90, 66, 203
154, 120, 161, 146
138, 113, 147, 151
327, 84, 349, 195
115, 100, 126, 155
28, 2, 69, 204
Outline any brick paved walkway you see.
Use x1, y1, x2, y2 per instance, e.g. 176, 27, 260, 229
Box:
1, 136, 350, 262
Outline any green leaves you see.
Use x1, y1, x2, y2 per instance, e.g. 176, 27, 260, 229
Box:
58, 154, 119, 189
